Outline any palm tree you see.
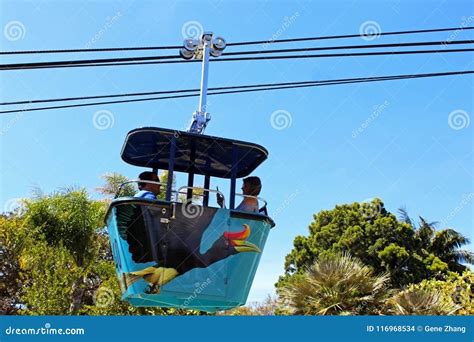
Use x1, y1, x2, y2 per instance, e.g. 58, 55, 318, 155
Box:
430, 229, 474, 271
385, 288, 460, 315
96, 172, 135, 198
398, 208, 474, 272
278, 253, 390, 315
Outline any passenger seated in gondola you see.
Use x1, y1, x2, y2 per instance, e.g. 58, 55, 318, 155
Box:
134, 171, 161, 200
217, 176, 261, 213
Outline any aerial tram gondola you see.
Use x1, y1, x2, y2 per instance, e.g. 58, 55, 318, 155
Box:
105, 32, 275, 312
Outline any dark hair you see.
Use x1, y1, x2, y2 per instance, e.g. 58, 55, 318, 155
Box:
138, 171, 159, 190
243, 176, 261, 196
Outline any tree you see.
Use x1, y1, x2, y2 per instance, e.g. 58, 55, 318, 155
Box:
19, 240, 82, 315
96, 173, 135, 198
23, 188, 105, 268
1, 188, 108, 314
0, 215, 24, 314
278, 199, 472, 291
398, 209, 474, 273
1, 176, 208, 315
278, 253, 389, 315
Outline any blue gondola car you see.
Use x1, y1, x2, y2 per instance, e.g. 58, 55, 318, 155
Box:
105, 127, 275, 312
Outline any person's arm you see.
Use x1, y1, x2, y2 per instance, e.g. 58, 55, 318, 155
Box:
216, 187, 225, 208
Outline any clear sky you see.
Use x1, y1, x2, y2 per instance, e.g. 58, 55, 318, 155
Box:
1, 0, 473, 303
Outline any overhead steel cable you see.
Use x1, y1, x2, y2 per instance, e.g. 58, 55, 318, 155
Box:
1, 70, 471, 106
0, 75, 427, 106
223, 39, 474, 56
226, 26, 474, 46
214, 48, 474, 62
0, 53, 182, 70
1, 70, 472, 115
2, 26, 473, 55
0, 45, 182, 55
1, 47, 473, 71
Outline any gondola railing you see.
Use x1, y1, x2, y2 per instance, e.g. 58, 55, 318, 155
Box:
176, 186, 225, 206
114, 180, 170, 199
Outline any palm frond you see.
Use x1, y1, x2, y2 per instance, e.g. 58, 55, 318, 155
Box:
385, 288, 461, 315
397, 207, 413, 226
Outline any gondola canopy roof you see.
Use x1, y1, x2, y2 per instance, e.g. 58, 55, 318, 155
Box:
121, 127, 268, 178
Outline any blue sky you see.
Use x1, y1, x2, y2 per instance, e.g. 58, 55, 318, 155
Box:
1, 0, 473, 303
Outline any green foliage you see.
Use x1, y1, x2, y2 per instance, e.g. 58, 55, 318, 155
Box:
384, 288, 460, 315
3, 179, 471, 317
20, 240, 81, 315
278, 199, 472, 290
96, 173, 135, 198
157, 170, 170, 200
23, 188, 105, 267
390, 271, 474, 315
218, 295, 278, 316
1, 178, 207, 316
278, 253, 389, 315
0, 215, 24, 314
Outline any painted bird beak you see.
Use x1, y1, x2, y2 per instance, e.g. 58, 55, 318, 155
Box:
232, 239, 261, 253
224, 224, 261, 253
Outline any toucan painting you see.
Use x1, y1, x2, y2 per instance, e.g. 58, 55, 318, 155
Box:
114, 201, 261, 294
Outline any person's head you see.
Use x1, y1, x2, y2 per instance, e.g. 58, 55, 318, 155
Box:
242, 176, 261, 196
138, 171, 161, 195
